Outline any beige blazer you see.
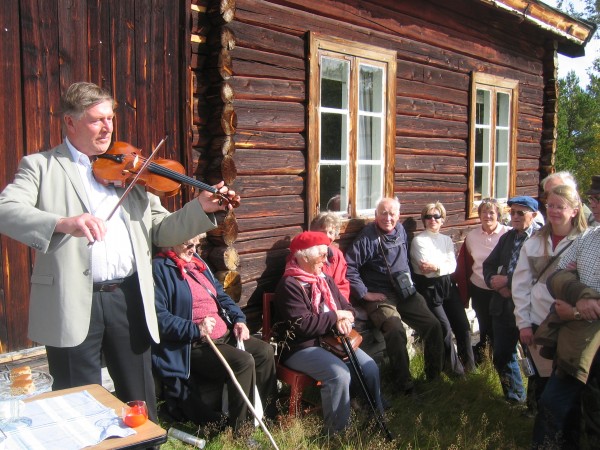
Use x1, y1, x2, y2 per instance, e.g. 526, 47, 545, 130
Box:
0, 143, 216, 347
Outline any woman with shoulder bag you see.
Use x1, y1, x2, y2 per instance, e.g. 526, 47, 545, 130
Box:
411, 202, 476, 376
274, 231, 384, 435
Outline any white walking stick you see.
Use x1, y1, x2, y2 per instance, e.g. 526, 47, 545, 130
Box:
205, 335, 279, 450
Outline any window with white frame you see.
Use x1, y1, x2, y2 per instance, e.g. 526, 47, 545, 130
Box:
308, 33, 396, 223
469, 73, 518, 217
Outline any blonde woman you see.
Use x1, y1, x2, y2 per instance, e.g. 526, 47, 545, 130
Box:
513, 184, 587, 414
411, 201, 475, 375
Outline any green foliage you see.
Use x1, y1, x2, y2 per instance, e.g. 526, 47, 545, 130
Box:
158, 351, 534, 449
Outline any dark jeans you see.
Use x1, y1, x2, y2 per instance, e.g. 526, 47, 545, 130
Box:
533, 354, 600, 449
491, 296, 525, 402
470, 283, 494, 350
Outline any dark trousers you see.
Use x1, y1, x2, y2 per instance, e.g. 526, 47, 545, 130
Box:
363, 290, 443, 390
491, 299, 525, 402
428, 294, 475, 374
190, 333, 277, 431
46, 275, 157, 422
470, 283, 494, 351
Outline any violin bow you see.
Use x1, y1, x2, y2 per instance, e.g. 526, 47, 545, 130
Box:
103, 135, 168, 222
88, 136, 168, 246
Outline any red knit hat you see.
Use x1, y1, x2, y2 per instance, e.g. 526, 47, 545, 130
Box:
289, 231, 330, 255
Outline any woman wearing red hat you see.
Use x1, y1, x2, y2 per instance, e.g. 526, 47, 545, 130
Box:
274, 231, 384, 435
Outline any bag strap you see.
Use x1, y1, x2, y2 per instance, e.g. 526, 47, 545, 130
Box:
531, 240, 573, 286
376, 233, 397, 287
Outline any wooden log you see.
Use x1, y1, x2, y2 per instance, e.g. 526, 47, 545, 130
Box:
206, 225, 303, 252
208, 135, 236, 157
396, 116, 468, 140
191, 124, 211, 148
226, 149, 305, 176
236, 213, 305, 233
226, 20, 305, 58
396, 154, 467, 173
191, 3, 211, 36
231, 47, 305, 81
206, 48, 233, 80
234, 99, 305, 133
206, 82, 235, 105
238, 249, 289, 283
208, 25, 236, 50
395, 173, 466, 191
229, 76, 305, 102
208, 103, 237, 135
396, 79, 469, 106
208, 245, 240, 271
214, 270, 242, 302
207, 0, 236, 25
206, 154, 238, 185
193, 96, 209, 126
397, 136, 467, 155
396, 97, 468, 122
234, 130, 305, 150
233, 174, 304, 197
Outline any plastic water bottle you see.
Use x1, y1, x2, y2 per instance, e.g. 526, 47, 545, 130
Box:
167, 428, 206, 448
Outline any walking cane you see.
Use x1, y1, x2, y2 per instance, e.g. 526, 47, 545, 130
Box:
205, 335, 279, 450
336, 330, 394, 441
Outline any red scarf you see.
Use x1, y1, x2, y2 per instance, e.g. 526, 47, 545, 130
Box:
284, 259, 337, 313
156, 250, 206, 278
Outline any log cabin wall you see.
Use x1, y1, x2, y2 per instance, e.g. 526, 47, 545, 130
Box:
0, 0, 187, 353
191, 0, 571, 329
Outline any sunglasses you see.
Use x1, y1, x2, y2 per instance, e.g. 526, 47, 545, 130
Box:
183, 243, 197, 250
423, 214, 442, 220
510, 209, 530, 217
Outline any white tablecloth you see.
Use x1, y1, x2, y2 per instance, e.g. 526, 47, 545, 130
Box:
1, 390, 135, 450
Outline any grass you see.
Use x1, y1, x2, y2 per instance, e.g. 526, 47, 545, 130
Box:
157, 350, 534, 449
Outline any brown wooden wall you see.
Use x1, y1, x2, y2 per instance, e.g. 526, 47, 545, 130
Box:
190, 0, 559, 327
0, 0, 188, 353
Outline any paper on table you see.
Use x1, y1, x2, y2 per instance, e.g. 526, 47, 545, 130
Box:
1, 390, 135, 450
528, 344, 554, 378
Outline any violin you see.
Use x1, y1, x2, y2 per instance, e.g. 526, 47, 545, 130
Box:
92, 141, 240, 208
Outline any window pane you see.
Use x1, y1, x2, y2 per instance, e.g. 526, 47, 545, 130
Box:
358, 116, 382, 160
474, 165, 490, 201
495, 165, 508, 199
359, 65, 383, 113
321, 58, 349, 109
475, 128, 490, 163
320, 165, 348, 213
496, 129, 509, 163
497, 92, 510, 127
476, 89, 491, 125
321, 112, 346, 160
357, 164, 382, 211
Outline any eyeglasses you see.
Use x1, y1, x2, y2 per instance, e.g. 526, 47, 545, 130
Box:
510, 209, 530, 217
423, 214, 442, 220
183, 243, 197, 250
546, 203, 570, 211
589, 195, 600, 204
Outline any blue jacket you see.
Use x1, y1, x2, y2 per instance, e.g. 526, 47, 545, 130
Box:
345, 222, 411, 300
151, 255, 246, 379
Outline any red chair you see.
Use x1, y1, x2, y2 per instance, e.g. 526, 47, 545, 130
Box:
262, 292, 320, 416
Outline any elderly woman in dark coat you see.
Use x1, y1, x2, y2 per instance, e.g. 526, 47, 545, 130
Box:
274, 231, 383, 435
152, 235, 277, 431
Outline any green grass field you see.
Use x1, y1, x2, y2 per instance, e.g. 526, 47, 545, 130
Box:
158, 351, 534, 449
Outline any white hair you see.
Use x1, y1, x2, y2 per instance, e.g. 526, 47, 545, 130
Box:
541, 171, 577, 191
295, 244, 328, 261
375, 197, 401, 214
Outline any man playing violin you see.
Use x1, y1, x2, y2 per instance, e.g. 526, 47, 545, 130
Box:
0, 81, 239, 423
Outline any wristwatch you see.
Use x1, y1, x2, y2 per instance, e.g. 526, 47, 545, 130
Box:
573, 308, 582, 320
